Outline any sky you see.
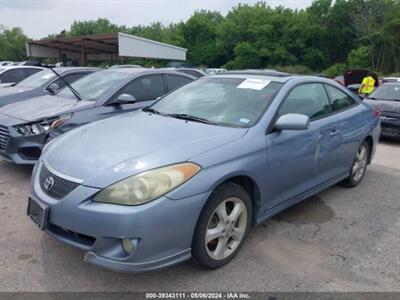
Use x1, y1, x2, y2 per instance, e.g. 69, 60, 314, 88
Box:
0, 0, 313, 39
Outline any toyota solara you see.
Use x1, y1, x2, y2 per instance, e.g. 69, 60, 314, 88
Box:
27, 70, 381, 272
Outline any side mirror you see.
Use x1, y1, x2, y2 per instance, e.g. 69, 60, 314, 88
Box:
115, 93, 136, 104
46, 83, 61, 94
275, 113, 310, 131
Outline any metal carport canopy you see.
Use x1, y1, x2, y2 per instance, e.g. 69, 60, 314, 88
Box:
26, 32, 187, 62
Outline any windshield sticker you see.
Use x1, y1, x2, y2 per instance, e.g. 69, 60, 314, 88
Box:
239, 117, 250, 124
237, 79, 270, 91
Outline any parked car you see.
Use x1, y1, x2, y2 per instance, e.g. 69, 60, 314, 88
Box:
109, 64, 142, 69
205, 68, 227, 75
176, 68, 207, 78
27, 71, 380, 272
0, 67, 98, 108
0, 66, 45, 87
0, 61, 14, 66
382, 77, 400, 83
333, 75, 344, 85
0, 68, 195, 164
364, 83, 400, 140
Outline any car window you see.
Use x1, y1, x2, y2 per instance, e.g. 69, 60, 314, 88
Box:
52, 73, 90, 90
167, 74, 193, 91
0, 68, 40, 84
279, 83, 332, 119
57, 70, 131, 101
116, 74, 166, 102
16, 69, 56, 88
153, 77, 283, 127
366, 84, 400, 102
325, 85, 357, 111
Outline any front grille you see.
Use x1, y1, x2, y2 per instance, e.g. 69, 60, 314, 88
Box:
47, 223, 95, 248
39, 164, 80, 200
381, 111, 400, 120
0, 125, 10, 152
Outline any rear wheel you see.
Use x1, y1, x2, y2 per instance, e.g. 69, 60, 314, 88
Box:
192, 183, 252, 269
341, 141, 369, 187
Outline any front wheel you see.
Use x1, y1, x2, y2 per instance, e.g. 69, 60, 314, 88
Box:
341, 141, 369, 187
192, 183, 252, 269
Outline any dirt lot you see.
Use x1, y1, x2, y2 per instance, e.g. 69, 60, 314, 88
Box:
0, 139, 399, 292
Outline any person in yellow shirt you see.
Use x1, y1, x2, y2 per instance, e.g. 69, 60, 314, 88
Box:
359, 73, 376, 95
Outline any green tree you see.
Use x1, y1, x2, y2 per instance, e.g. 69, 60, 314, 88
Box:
347, 46, 371, 69
0, 26, 28, 61
68, 18, 122, 36
323, 63, 347, 77
181, 10, 224, 66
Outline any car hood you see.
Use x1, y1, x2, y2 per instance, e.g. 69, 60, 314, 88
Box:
45, 111, 248, 188
0, 95, 95, 123
0, 86, 31, 97
364, 99, 400, 113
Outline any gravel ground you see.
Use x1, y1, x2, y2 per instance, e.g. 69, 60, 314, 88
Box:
0, 139, 399, 292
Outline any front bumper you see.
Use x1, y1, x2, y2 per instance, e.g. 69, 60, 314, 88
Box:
0, 125, 46, 164
30, 162, 210, 272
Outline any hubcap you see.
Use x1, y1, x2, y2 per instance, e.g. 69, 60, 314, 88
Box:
205, 197, 247, 261
352, 145, 368, 182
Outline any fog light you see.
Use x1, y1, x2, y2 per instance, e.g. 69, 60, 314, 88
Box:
121, 238, 136, 255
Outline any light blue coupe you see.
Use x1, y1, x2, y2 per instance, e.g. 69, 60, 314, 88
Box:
27, 70, 381, 272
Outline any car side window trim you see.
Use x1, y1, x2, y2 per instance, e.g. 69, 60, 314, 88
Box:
267, 81, 332, 134
267, 81, 361, 135
323, 83, 360, 114
109, 74, 167, 104
165, 73, 193, 92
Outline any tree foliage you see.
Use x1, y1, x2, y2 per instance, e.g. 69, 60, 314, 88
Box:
1, 0, 400, 74
0, 26, 28, 61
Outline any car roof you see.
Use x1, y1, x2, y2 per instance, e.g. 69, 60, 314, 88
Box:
381, 82, 400, 86
224, 69, 291, 77
215, 69, 295, 83
0, 65, 45, 70
51, 67, 100, 74
104, 67, 197, 78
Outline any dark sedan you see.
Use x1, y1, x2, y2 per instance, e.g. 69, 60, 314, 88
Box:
364, 83, 400, 140
0, 68, 195, 164
0, 67, 98, 108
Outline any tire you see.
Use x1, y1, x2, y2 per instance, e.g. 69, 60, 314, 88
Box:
341, 141, 370, 187
192, 182, 252, 270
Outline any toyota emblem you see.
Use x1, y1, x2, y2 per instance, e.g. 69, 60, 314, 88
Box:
44, 176, 55, 191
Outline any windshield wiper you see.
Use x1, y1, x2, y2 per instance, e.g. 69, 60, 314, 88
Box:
142, 106, 163, 115
49, 68, 82, 101
166, 113, 217, 125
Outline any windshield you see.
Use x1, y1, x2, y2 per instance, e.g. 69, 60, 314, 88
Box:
16, 69, 56, 88
152, 77, 283, 127
367, 84, 400, 101
57, 70, 131, 101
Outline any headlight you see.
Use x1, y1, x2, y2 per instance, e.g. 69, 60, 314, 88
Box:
93, 162, 201, 206
15, 114, 72, 136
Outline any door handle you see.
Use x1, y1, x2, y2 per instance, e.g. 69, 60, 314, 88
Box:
329, 129, 341, 136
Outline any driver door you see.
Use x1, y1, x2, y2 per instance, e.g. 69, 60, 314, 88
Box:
264, 83, 340, 210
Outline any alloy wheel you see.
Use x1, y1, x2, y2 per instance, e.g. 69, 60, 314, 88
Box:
352, 144, 368, 182
205, 197, 247, 261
